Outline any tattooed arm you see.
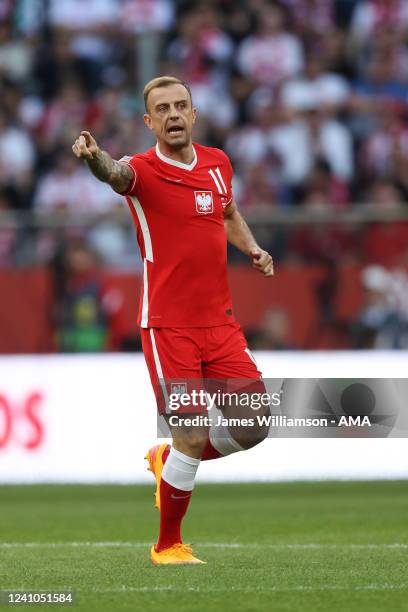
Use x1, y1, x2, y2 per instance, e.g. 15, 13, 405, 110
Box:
72, 130, 134, 194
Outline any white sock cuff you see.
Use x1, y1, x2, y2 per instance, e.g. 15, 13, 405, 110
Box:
161, 446, 200, 491
209, 424, 244, 456
171, 446, 201, 466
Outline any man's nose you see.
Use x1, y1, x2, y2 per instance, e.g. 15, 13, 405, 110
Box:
169, 105, 180, 119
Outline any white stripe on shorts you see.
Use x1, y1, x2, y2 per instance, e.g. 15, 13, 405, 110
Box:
149, 329, 170, 413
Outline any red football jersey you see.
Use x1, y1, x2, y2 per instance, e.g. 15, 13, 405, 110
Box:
119, 142, 235, 328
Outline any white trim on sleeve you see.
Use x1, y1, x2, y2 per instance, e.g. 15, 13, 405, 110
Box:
118, 156, 138, 194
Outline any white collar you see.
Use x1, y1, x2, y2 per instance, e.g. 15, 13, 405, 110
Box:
155, 143, 197, 171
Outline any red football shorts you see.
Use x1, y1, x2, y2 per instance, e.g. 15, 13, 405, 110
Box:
141, 323, 262, 415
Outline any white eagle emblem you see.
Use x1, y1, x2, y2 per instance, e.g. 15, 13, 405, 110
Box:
171, 382, 187, 396
195, 191, 213, 214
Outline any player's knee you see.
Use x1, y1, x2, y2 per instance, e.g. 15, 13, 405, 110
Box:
233, 423, 269, 450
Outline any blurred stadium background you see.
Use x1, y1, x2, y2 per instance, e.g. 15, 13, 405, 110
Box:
1, 0, 408, 480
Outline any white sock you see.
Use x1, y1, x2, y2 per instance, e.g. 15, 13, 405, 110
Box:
161, 447, 201, 491
209, 423, 244, 456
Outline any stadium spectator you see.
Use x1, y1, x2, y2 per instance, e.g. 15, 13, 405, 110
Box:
238, 156, 288, 209
48, 0, 118, 52
165, 5, 235, 128
0, 107, 35, 194
0, 18, 32, 83
34, 151, 123, 215
236, 2, 304, 87
351, 51, 408, 129
33, 151, 125, 264
287, 189, 358, 263
36, 80, 98, 153
268, 100, 353, 187
297, 159, 351, 207
281, 52, 350, 115
225, 93, 281, 172
357, 104, 408, 189
351, 0, 408, 47
285, 0, 335, 38
119, 0, 174, 34
351, 265, 406, 349
51, 239, 126, 352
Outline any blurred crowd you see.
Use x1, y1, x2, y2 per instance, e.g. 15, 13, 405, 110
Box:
1, 0, 408, 350
0, 0, 408, 265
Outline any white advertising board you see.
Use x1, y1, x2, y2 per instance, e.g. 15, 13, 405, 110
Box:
0, 352, 407, 483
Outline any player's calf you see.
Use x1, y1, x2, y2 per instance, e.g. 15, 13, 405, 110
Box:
213, 379, 270, 451
227, 417, 269, 450
169, 420, 209, 459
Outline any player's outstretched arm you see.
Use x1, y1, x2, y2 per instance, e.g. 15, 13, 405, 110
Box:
224, 200, 274, 277
72, 130, 134, 194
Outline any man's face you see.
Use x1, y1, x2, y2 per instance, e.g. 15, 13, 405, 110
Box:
144, 83, 197, 149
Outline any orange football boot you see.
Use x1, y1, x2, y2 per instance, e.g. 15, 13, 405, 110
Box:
150, 543, 206, 565
144, 443, 169, 510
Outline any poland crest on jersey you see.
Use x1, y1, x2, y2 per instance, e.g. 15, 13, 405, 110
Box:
194, 190, 213, 214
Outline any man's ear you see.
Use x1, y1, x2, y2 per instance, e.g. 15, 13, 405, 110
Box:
192, 107, 197, 124
143, 113, 153, 130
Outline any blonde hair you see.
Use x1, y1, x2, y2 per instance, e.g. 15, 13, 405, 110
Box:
143, 76, 193, 112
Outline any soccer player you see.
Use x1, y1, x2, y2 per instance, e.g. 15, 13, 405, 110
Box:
72, 76, 273, 565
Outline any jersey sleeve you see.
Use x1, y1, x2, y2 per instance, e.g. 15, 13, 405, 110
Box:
118, 154, 139, 196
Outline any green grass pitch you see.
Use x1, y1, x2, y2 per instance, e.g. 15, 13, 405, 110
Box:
1, 481, 407, 611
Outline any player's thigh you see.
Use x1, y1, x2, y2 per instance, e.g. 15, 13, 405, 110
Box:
202, 323, 262, 380
141, 327, 203, 415
141, 328, 209, 455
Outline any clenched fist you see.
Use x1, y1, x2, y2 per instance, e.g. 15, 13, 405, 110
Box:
72, 131, 99, 160
250, 247, 274, 277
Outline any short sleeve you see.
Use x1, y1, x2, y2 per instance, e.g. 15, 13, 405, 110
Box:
118, 155, 139, 196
